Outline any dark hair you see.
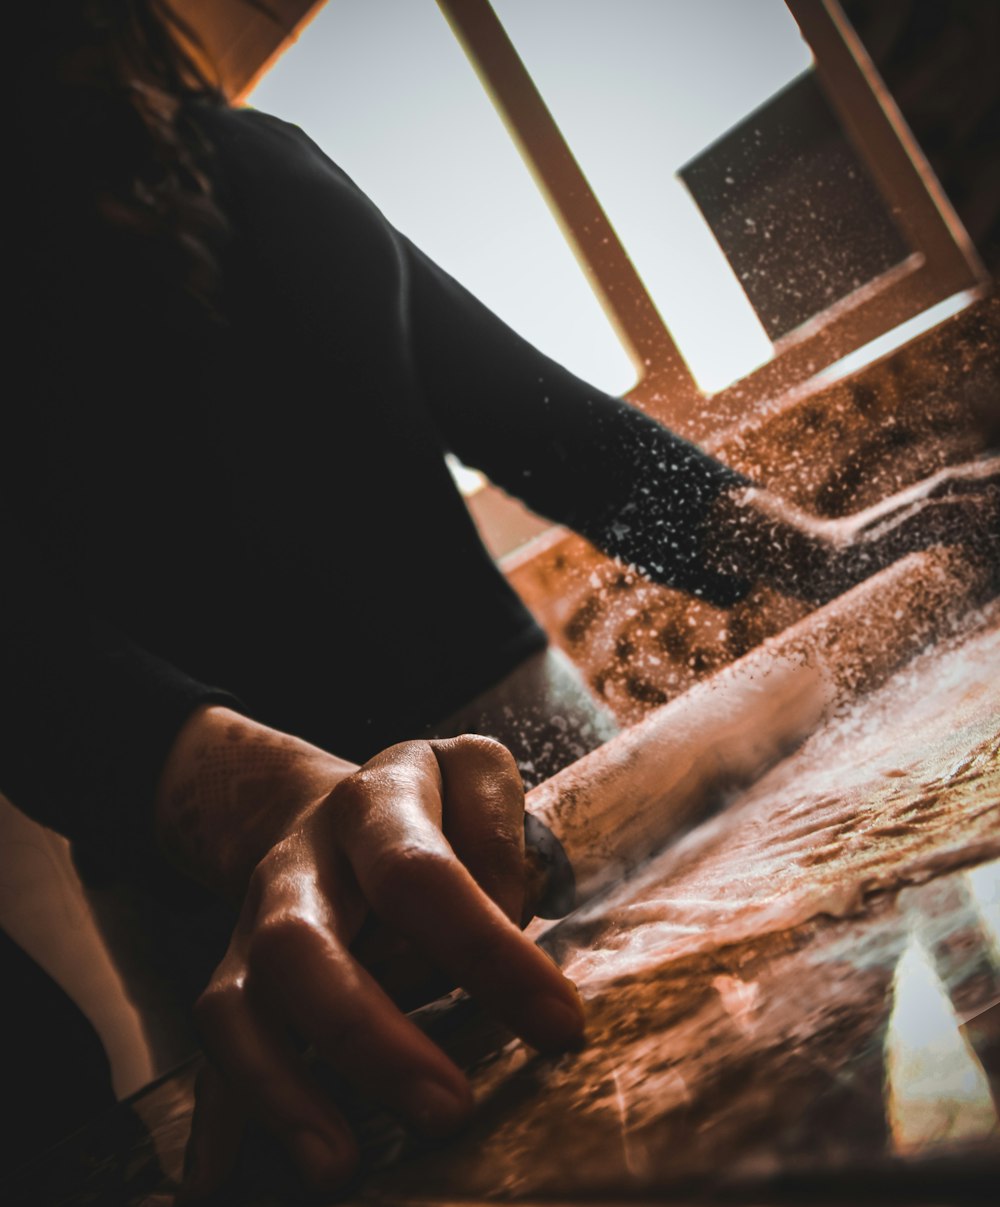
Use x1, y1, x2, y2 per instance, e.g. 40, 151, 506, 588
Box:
20, 1, 275, 321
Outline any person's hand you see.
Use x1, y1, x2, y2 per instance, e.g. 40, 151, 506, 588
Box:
709, 454, 999, 603
155, 713, 585, 1201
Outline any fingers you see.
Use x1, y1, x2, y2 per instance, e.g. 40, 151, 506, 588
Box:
193, 957, 359, 1196
332, 740, 583, 1052
352, 736, 528, 1005
247, 911, 473, 1138
351, 919, 453, 1009
179, 1064, 246, 1204
189, 736, 585, 1197
196, 847, 476, 1186
336, 798, 584, 1052
327, 742, 449, 859
432, 735, 527, 924
376, 852, 584, 1052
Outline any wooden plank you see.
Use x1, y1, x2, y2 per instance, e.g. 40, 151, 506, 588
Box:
436, 0, 700, 410
169, 0, 323, 98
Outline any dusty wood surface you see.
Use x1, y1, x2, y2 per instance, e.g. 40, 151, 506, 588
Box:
13, 601, 999, 1206
507, 295, 999, 728
527, 547, 994, 907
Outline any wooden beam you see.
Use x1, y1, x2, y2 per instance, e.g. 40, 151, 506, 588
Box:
436, 0, 701, 415
169, 0, 324, 99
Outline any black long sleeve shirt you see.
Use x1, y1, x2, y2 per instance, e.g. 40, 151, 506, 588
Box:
2, 104, 749, 864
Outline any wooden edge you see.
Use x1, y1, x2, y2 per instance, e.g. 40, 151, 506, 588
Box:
435, 0, 699, 406
787, 0, 987, 289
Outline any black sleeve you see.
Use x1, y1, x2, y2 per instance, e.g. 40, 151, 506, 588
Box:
402, 238, 753, 605
0, 508, 238, 862
207, 105, 753, 606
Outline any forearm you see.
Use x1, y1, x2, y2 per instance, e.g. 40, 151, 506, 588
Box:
154, 704, 357, 903
705, 483, 838, 597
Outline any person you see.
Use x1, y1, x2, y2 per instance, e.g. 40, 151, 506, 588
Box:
6, 1, 997, 1198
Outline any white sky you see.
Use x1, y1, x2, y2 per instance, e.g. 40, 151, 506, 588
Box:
247, 0, 812, 395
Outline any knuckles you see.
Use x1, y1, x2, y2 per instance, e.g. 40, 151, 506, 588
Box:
193, 979, 244, 1041
245, 912, 320, 983
437, 733, 522, 781
197, 734, 529, 1040
200, 910, 327, 1033
326, 752, 435, 824
331, 767, 391, 809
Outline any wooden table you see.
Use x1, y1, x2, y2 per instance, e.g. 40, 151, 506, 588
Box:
8, 607, 1000, 1207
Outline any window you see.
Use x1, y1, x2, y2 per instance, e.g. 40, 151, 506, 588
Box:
437, 0, 986, 443
244, 0, 634, 395
188, 0, 987, 547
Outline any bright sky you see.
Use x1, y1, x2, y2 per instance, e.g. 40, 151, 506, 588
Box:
246, 0, 812, 395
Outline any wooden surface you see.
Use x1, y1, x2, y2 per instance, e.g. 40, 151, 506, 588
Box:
527, 546, 993, 907
10, 601, 999, 1206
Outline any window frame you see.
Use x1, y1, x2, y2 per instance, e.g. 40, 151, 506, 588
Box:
180, 0, 990, 559
436, 0, 988, 445
190, 0, 987, 448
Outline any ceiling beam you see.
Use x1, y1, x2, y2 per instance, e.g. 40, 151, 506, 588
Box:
169, 0, 325, 99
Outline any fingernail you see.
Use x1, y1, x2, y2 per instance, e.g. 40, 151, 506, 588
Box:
531, 990, 586, 1053
290, 1129, 354, 1192
398, 1079, 471, 1139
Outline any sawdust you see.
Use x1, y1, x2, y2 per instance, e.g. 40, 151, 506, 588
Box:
544, 601, 1000, 985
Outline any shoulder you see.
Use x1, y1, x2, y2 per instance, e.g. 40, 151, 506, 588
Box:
184, 103, 403, 315
187, 102, 385, 246
191, 103, 310, 160
189, 102, 358, 200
